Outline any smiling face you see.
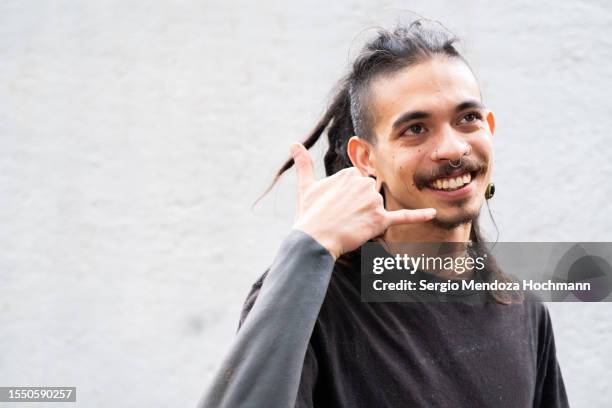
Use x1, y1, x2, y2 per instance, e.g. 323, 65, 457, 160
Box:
358, 56, 494, 229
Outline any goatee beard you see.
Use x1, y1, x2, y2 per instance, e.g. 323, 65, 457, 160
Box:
431, 207, 479, 231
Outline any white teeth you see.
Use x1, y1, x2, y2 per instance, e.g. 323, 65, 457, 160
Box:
430, 173, 473, 191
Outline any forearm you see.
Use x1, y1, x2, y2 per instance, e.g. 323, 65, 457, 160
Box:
199, 229, 335, 408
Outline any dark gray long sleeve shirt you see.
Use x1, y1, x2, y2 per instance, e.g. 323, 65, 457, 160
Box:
199, 229, 335, 408
199, 230, 569, 407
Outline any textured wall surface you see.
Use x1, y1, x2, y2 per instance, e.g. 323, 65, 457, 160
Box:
1, 1, 611, 407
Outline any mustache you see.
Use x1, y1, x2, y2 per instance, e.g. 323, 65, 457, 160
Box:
413, 156, 488, 189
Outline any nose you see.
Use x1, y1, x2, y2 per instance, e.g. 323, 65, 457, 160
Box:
430, 125, 468, 162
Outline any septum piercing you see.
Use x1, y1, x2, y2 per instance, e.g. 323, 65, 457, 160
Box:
449, 158, 462, 168
439, 144, 472, 168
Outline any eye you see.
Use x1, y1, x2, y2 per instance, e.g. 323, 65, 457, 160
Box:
402, 123, 427, 136
459, 111, 483, 124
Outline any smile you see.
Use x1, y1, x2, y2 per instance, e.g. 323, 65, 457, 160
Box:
429, 171, 474, 192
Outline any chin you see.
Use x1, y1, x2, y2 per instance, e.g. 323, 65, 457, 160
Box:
431, 206, 480, 231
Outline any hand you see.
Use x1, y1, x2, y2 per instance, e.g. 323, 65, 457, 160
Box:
290, 143, 436, 260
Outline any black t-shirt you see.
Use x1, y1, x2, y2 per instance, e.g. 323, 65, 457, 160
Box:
239, 253, 569, 408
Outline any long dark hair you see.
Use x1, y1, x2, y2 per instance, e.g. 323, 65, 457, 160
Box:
257, 19, 517, 304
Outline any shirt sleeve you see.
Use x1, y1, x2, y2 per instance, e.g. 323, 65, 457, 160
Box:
533, 304, 570, 408
198, 229, 335, 408
294, 343, 318, 408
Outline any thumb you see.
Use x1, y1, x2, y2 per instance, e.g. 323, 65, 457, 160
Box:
383, 208, 437, 228
290, 143, 315, 192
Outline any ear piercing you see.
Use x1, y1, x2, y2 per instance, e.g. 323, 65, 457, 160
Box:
485, 182, 495, 199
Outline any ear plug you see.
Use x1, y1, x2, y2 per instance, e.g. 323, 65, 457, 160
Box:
485, 182, 495, 200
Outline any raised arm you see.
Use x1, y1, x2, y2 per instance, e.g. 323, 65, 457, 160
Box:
198, 228, 334, 408
198, 143, 437, 408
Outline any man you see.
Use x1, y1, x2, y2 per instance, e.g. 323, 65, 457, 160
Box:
200, 20, 569, 407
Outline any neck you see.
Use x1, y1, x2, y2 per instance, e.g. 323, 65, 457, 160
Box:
378, 195, 476, 280
381, 220, 475, 281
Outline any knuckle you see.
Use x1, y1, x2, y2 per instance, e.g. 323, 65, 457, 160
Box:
371, 209, 385, 225
367, 193, 382, 209
328, 171, 344, 184
374, 193, 384, 207
341, 167, 360, 178
335, 168, 350, 178
358, 176, 373, 191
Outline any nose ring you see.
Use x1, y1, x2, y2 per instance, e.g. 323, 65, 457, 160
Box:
444, 144, 471, 168
449, 157, 462, 168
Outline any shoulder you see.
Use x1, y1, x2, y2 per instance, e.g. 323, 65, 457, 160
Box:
518, 290, 557, 348
522, 290, 551, 320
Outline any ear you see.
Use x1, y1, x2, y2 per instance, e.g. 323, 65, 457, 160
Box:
347, 136, 376, 177
486, 111, 496, 135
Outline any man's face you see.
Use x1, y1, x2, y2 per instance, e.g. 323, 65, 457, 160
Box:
368, 56, 493, 229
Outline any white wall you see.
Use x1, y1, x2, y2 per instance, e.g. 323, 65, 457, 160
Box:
1, 1, 610, 406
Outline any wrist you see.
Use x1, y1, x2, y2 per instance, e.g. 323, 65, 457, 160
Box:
293, 225, 341, 260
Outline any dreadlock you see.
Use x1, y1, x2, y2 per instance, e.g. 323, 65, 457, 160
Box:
256, 19, 517, 304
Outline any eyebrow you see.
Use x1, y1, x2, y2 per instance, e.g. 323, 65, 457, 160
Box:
391, 99, 487, 130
